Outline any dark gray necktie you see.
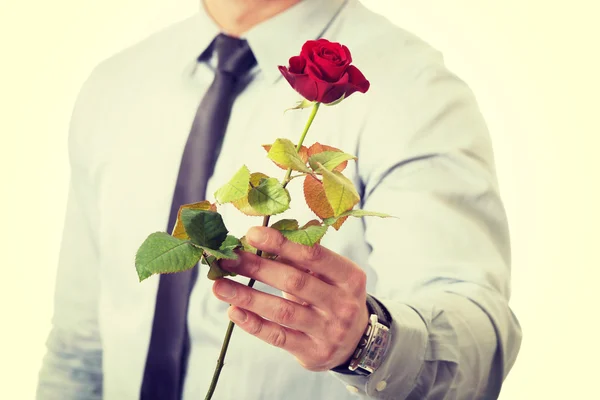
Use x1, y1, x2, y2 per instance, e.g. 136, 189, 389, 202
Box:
140, 33, 257, 400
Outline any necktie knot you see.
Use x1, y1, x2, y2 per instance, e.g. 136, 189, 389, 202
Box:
214, 33, 257, 78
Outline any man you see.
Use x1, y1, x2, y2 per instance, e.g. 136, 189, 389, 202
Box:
36, 0, 522, 399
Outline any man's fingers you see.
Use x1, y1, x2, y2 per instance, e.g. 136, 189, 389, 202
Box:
282, 291, 308, 306
244, 226, 363, 287
219, 250, 336, 309
212, 278, 325, 336
227, 306, 313, 358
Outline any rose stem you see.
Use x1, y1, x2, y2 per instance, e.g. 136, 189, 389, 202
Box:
204, 102, 321, 400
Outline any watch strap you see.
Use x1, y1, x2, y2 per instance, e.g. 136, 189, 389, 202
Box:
366, 294, 392, 329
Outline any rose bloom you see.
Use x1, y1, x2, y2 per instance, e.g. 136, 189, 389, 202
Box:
278, 39, 370, 104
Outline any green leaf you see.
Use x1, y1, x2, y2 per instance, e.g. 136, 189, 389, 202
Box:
220, 235, 242, 251
248, 177, 291, 215
135, 232, 203, 281
284, 98, 316, 113
201, 254, 217, 266
205, 235, 243, 280
214, 165, 251, 204
199, 246, 237, 260
181, 209, 229, 249
271, 219, 299, 231
193, 235, 242, 261
204, 234, 242, 259
319, 163, 360, 217
267, 138, 311, 172
240, 236, 257, 253
171, 201, 216, 240
207, 262, 233, 280
200, 253, 237, 281
240, 235, 278, 259
280, 224, 328, 246
232, 172, 271, 216
323, 209, 394, 226
309, 151, 357, 172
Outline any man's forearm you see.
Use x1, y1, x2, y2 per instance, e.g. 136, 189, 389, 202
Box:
331, 285, 520, 399
401, 289, 504, 399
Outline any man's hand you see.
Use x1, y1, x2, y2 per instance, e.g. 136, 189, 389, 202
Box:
213, 226, 369, 372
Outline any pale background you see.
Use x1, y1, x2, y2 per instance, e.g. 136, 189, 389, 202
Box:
1, 0, 598, 398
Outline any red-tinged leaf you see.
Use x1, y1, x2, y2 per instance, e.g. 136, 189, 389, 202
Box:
302, 176, 348, 230
303, 174, 334, 220
332, 216, 348, 231
299, 146, 309, 164
319, 164, 360, 217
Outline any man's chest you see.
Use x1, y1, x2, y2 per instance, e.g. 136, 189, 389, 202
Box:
90, 74, 372, 395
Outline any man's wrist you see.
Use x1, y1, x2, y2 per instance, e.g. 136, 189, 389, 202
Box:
331, 294, 392, 376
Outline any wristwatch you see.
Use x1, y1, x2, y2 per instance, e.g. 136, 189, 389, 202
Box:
331, 294, 392, 376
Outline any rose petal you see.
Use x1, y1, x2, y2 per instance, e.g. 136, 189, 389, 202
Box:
278, 65, 297, 87
306, 41, 349, 82
305, 63, 325, 81
321, 85, 347, 104
312, 79, 338, 103
320, 47, 338, 62
312, 54, 347, 82
289, 73, 320, 102
346, 65, 370, 93
300, 40, 320, 59
320, 72, 349, 104
341, 45, 352, 65
282, 39, 369, 103
288, 56, 306, 74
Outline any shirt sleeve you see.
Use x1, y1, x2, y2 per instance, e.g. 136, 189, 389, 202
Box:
36, 73, 104, 400
330, 52, 522, 399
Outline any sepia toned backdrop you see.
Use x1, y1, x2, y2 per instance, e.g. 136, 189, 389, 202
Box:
1, 0, 598, 398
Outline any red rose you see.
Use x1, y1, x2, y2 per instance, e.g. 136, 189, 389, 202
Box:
278, 39, 370, 104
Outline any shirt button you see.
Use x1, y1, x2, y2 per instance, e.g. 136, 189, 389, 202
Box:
346, 385, 359, 394
376, 380, 388, 391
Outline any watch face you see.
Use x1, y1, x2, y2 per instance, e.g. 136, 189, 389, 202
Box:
358, 322, 391, 374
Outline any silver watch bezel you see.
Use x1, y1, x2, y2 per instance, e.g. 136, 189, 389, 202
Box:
348, 314, 391, 375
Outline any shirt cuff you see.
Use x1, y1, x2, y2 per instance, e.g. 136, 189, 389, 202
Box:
330, 299, 428, 399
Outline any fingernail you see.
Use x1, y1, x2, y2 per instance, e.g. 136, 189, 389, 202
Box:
215, 280, 236, 298
247, 227, 267, 244
229, 307, 247, 323
220, 256, 240, 269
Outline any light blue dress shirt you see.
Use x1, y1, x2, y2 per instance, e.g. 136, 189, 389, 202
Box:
36, 0, 522, 399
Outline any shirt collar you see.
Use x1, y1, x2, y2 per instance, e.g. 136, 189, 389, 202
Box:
244, 0, 349, 83
195, 0, 349, 83
193, 5, 222, 63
